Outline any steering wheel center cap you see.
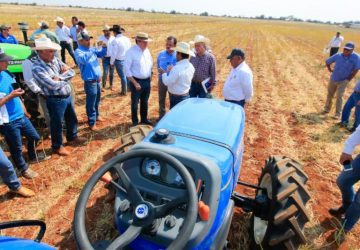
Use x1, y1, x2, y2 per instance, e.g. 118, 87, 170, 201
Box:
135, 204, 149, 219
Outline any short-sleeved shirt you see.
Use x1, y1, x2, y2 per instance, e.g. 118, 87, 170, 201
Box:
0, 34, 18, 44
157, 50, 177, 79
326, 53, 360, 82
0, 71, 24, 122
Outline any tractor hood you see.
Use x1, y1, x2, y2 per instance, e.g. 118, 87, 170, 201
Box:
0, 43, 32, 73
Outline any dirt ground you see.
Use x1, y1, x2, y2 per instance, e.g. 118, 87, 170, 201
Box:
0, 4, 360, 250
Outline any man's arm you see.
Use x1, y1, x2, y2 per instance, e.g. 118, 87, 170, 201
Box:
242, 72, 254, 102
340, 126, 360, 163
0, 89, 24, 107
162, 67, 178, 87
125, 50, 141, 91
347, 69, 359, 82
32, 66, 69, 91
109, 40, 118, 65
95, 46, 107, 58
325, 55, 336, 72
208, 55, 217, 92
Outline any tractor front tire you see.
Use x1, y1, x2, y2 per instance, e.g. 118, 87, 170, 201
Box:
113, 125, 153, 154
250, 156, 311, 250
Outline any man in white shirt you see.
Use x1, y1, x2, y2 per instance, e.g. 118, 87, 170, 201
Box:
329, 126, 360, 236
162, 42, 195, 109
328, 32, 344, 57
109, 25, 131, 95
54, 16, 77, 66
223, 48, 253, 108
98, 25, 115, 90
125, 32, 153, 126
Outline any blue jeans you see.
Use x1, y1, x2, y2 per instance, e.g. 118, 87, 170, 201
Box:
102, 57, 114, 88
341, 92, 360, 129
0, 146, 20, 191
114, 60, 128, 93
46, 96, 78, 150
84, 81, 101, 126
169, 93, 189, 109
225, 99, 246, 108
336, 154, 360, 232
189, 82, 207, 98
130, 78, 151, 125
0, 116, 40, 173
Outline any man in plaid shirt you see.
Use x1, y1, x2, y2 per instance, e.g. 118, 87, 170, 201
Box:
189, 35, 216, 98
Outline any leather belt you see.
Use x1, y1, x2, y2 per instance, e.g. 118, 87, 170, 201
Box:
47, 95, 70, 99
169, 92, 189, 97
85, 79, 98, 84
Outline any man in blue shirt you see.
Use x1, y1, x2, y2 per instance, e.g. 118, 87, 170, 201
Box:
341, 79, 360, 132
0, 25, 18, 44
323, 42, 360, 118
0, 49, 48, 181
157, 36, 177, 119
75, 31, 107, 130
70, 16, 79, 50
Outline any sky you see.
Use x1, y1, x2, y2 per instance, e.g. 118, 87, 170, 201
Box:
1, 0, 359, 23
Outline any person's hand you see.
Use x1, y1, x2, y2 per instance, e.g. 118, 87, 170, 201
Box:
357, 100, 360, 106
328, 68, 333, 73
166, 65, 173, 72
207, 85, 214, 93
110, 64, 114, 69
24, 110, 31, 118
9, 88, 25, 98
60, 65, 70, 73
134, 82, 141, 91
339, 152, 353, 165
158, 68, 165, 74
53, 76, 60, 81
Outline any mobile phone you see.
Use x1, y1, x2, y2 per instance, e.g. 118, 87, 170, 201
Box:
11, 82, 20, 90
343, 160, 353, 172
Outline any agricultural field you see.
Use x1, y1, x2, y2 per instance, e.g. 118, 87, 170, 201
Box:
1, 3, 360, 249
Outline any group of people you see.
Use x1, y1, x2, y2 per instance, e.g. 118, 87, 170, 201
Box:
323, 32, 360, 237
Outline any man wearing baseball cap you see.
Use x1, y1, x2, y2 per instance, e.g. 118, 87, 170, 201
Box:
98, 25, 115, 90
0, 24, 18, 44
223, 48, 253, 108
75, 31, 107, 131
323, 42, 360, 119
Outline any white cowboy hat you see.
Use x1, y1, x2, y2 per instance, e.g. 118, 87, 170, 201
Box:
102, 25, 110, 31
189, 35, 209, 45
132, 32, 153, 42
171, 42, 195, 57
32, 37, 61, 51
54, 17, 64, 23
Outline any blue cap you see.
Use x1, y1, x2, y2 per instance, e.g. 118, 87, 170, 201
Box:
344, 42, 355, 50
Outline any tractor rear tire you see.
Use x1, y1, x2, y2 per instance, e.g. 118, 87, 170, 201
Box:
250, 156, 311, 250
113, 125, 153, 154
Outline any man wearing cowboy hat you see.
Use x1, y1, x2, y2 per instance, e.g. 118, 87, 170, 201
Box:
189, 35, 216, 98
125, 32, 153, 126
109, 25, 131, 95
32, 37, 82, 156
162, 42, 195, 109
75, 31, 107, 131
223, 48, 253, 108
98, 25, 115, 90
54, 17, 77, 66
30, 21, 59, 44
0, 48, 48, 180
0, 24, 18, 44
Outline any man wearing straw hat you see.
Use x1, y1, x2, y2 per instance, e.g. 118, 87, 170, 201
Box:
54, 16, 77, 66
161, 42, 195, 109
32, 37, 82, 156
125, 32, 153, 126
189, 35, 216, 98
98, 25, 115, 90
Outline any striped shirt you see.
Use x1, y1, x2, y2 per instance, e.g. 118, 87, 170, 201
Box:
32, 56, 75, 96
190, 51, 216, 86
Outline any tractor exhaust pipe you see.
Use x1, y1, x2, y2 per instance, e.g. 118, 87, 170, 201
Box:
17, 22, 29, 43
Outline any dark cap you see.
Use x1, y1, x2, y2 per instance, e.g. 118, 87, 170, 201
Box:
344, 42, 355, 50
109, 24, 125, 33
227, 48, 245, 59
77, 31, 93, 41
0, 48, 13, 62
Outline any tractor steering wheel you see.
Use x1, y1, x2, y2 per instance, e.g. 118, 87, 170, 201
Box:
74, 149, 198, 250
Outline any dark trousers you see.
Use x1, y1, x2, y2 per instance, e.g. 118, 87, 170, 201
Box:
158, 78, 168, 118
169, 93, 189, 109
0, 116, 40, 173
72, 41, 78, 51
189, 82, 207, 98
60, 41, 77, 65
46, 96, 78, 149
330, 47, 339, 57
225, 99, 246, 108
130, 78, 151, 125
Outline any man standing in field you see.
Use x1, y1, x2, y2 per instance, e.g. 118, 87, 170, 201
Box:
327, 32, 344, 57
0, 25, 18, 44
125, 32, 153, 126
109, 25, 131, 95
157, 36, 177, 118
223, 48, 253, 108
70, 16, 79, 50
98, 25, 115, 90
54, 17, 77, 66
30, 21, 59, 44
323, 42, 360, 119
189, 35, 216, 98
75, 31, 107, 131
161, 42, 194, 109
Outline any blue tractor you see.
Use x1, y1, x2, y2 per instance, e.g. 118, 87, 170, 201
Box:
0, 99, 310, 249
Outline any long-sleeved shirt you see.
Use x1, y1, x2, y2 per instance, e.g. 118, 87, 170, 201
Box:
55, 25, 72, 43
125, 44, 153, 79
75, 45, 107, 82
223, 61, 253, 102
32, 56, 75, 96
97, 35, 115, 58
0, 34, 18, 44
70, 25, 78, 42
162, 59, 195, 95
109, 34, 131, 65
326, 53, 360, 82
190, 51, 216, 86
344, 126, 360, 154
328, 36, 344, 48
22, 52, 44, 95
157, 50, 177, 80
